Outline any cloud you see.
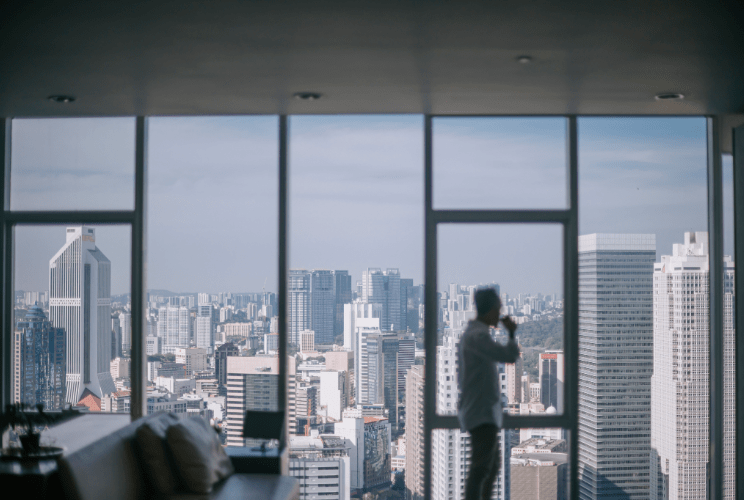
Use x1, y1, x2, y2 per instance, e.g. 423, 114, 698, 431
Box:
12, 115, 726, 298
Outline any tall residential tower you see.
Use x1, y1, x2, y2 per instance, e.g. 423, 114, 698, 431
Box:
650, 232, 735, 499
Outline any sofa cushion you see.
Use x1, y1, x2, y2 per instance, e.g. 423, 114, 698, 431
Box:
166, 416, 235, 493
166, 474, 299, 500
57, 417, 148, 500
135, 412, 182, 495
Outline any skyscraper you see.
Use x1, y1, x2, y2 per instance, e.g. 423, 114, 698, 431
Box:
578, 233, 656, 499
650, 232, 735, 499
343, 301, 381, 352
225, 356, 296, 446
334, 270, 352, 340
13, 305, 66, 410
289, 269, 311, 345
362, 268, 402, 332
311, 269, 335, 345
538, 351, 563, 412
50, 226, 116, 403
405, 364, 425, 500
195, 301, 213, 352
433, 328, 509, 500
119, 311, 131, 352
157, 304, 190, 353
215, 342, 239, 387
400, 278, 413, 332
505, 351, 524, 404
397, 335, 416, 398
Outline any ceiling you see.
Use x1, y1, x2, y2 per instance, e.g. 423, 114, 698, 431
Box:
1, 0, 744, 119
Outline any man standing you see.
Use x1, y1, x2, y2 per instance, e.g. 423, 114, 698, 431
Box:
458, 287, 520, 500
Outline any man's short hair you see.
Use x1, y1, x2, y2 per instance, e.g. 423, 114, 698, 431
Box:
474, 287, 501, 316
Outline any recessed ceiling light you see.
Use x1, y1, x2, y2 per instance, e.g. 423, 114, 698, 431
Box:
516, 56, 532, 64
293, 92, 322, 101
654, 93, 685, 101
48, 95, 76, 103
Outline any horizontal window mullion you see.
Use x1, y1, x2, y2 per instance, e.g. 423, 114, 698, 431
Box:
432, 209, 570, 224
5, 210, 135, 224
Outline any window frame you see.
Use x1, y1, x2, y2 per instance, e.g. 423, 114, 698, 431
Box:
0, 114, 736, 500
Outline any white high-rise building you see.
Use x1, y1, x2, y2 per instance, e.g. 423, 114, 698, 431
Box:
343, 301, 381, 351
433, 328, 509, 500
50, 226, 116, 404
290, 269, 311, 345
157, 305, 190, 353
650, 232, 735, 500
320, 370, 348, 421
119, 311, 131, 352
196, 302, 213, 352
289, 435, 351, 500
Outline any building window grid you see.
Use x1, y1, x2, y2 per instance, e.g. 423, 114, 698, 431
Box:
0, 116, 735, 500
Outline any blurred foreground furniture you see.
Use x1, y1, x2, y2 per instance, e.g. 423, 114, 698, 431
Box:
57, 412, 298, 500
226, 410, 286, 474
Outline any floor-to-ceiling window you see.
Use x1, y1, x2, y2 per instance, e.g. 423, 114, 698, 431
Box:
0, 114, 737, 500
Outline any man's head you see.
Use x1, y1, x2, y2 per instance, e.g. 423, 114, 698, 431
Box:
474, 287, 501, 326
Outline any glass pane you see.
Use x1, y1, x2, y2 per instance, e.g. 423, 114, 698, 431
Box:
429, 427, 569, 499
12, 225, 131, 424
436, 224, 564, 418
433, 117, 567, 209
578, 117, 710, 498
147, 117, 278, 445
723, 154, 736, 496
10, 118, 135, 210
288, 115, 423, 498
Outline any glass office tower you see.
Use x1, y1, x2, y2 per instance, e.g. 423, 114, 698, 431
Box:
578, 234, 656, 499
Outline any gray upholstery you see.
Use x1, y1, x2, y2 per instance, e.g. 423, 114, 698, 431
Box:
167, 475, 299, 500
57, 414, 298, 500
57, 417, 148, 500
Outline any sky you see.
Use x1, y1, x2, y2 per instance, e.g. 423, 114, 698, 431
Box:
10, 116, 734, 297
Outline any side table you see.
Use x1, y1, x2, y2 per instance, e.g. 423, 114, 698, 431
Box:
0, 457, 63, 500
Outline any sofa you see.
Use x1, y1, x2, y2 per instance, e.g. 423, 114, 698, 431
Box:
56, 413, 298, 500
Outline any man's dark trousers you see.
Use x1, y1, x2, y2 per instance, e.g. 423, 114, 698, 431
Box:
464, 424, 500, 500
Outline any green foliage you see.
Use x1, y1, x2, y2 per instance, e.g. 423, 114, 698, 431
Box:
515, 317, 563, 379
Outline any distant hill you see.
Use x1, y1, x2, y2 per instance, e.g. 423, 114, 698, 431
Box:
515, 317, 563, 380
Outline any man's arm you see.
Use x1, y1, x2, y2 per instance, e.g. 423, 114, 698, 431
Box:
468, 332, 520, 363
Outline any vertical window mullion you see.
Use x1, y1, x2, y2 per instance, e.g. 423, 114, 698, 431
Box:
278, 115, 288, 453
566, 115, 580, 500
1, 118, 11, 410
130, 116, 148, 420
707, 116, 725, 500
423, 114, 435, 500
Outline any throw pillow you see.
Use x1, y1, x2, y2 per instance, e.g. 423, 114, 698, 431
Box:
135, 412, 181, 495
166, 416, 234, 493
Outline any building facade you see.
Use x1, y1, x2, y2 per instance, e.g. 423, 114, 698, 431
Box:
650, 232, 735, 499
157, 305, 190, 354
290, 269, 312, 346
50, 226, 115, 403
405, 364, 425, 500
13, 305, 66, 410
361, 268, 402, 332
311, 270, 335, 345
333, 270, 352, 341
578, 233, 656, 499
225, 356, 296, 446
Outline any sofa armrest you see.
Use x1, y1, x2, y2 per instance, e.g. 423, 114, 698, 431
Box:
225, 446, 288, 475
